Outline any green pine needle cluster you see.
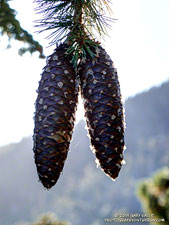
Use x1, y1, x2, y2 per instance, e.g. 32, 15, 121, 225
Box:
0, 0, 45, 58
35, 0, 114, 67
137, 167, 169, 224
27, 213, 68, 225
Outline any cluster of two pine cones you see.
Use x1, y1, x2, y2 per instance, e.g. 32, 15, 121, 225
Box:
33, 43, 125, 189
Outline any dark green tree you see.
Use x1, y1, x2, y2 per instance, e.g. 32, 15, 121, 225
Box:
25, 213, 69, 225
0, 0, 45, 58
137, 167, 169, 225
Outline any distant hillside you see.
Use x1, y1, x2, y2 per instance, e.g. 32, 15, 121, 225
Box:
125, 81, 169, 178
0, 81, 169, 225
125, 81, 169, 138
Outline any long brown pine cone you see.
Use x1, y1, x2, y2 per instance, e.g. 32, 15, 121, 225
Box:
33, 43, 78, 189
79, 45, 125, 180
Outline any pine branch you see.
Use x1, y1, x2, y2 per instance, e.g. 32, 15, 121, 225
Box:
0, 0, 45, 58
34, 0, 115, 67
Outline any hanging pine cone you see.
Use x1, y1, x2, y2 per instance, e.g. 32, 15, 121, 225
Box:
79, 45, 125, 180
33, 0, 126, 188
33, 43, 78, 189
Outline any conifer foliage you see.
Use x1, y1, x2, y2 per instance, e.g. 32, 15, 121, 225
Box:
33, 0, 125, 189
138, 168, 169, 224
0, 0, 44, 58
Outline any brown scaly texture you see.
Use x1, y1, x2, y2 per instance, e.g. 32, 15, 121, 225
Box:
33, 43, 78, 189
79, 45, 125, 180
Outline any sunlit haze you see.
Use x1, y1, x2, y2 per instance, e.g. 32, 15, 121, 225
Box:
0, 0, 169, 146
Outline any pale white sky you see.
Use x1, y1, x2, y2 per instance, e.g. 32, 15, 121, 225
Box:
0, 0, 169, 146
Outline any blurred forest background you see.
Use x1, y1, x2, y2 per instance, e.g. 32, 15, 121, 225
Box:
0, 81, 169, 225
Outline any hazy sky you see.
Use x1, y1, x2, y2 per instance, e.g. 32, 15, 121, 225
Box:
0, 0, 169, 146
